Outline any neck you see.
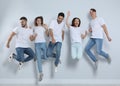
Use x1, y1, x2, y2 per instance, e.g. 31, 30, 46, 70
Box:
38, 24, 42, 26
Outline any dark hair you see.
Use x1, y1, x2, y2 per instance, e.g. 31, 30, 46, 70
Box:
20, 17, 27, 21
58, 12, 65, 18
71, 17, 81, 27
90, 8, 96, 12
34, 16, 43, 26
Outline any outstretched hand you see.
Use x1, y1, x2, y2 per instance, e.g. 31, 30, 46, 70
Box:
67, 11, 70, 17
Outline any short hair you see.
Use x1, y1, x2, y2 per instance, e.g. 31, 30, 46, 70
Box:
58, 12, 65, 18
90, 8, 96, 12
20, 16, 27, 21
71, 17, 81, 27
34, 16, 43, 26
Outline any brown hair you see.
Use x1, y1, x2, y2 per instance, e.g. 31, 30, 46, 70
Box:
90, 8, 96, 12
71, 17, 81, 27
34, 16, 43, 26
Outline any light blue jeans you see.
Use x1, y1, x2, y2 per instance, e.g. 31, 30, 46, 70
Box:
15, 47, 35, 62
85, 38, 109, 62
71, 42, 82, 59
35, 42, 47, 73
47, 42, 62, 66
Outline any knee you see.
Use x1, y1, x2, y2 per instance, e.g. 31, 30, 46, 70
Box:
96, 50, 101, 55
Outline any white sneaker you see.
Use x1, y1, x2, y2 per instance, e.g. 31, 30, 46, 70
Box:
18, 62, 23, 70
106, 55, 111, 64
39, 73, 43, 81
8, 53, 15, 62
55, 66, 58, 72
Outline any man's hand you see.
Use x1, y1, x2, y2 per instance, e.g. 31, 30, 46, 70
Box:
6, 43, 10, 48
107, 36, 112, 42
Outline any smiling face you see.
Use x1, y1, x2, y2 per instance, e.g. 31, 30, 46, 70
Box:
74, 19, 80, 27
34, 16, 43, 26
89, 9, 97, 19
57, 16, 64, 24
71, 17, 81, 27
20, 19, 27, 27
36, 18, 42, 26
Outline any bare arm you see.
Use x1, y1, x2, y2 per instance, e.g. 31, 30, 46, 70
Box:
66, 11, 71, 29
6, 32, 16, 48
102, 24, 112, 41
81, 31, 87, 39
89, 28, 92, 32
43, 24, 49, 36
49, 29, 56, 43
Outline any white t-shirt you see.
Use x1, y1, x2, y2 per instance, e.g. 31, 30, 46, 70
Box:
13, 26, 33, 48
89, 17, 105, 39
33, 26, 46, 43
70, 26, 82, 43
49, 20, 65, 42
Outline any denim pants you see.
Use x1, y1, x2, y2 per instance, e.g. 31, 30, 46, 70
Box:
71, 42, 82, 59
47, 42, 62, 66
35, 42, 47, 73
15, 47, 35, 62
85, 38, 109, 62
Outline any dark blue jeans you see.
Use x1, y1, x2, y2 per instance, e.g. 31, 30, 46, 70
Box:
85, 38, 109, 62
47, 42, 62, 66
14, 47, 35, 62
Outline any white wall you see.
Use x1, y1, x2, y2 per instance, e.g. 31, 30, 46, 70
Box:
0, 0, 120, 84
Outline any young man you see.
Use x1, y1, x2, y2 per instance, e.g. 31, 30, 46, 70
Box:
47, 12, 65, 72
6, 17, 35, 70
85, 8, 112, 69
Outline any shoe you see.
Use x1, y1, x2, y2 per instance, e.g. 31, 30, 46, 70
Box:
55, 66, 58, 72
106, 56, 111, 64
94, 60, 98, 69
34, 57, 37, 62
18, 62, 23, 70
8, 53, 15, 62
39, 73, 43, 81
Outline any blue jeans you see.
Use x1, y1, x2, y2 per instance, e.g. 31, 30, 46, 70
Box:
15, 47, 35, 62
71, 42, 82, 59
35, 42, 47, 73
47, 42, 62, 66
85, 38, 109, 62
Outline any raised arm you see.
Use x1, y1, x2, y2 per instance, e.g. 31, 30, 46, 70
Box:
6, 32, 16, 48
66, 11, 71, 29
102, 24, 112, 41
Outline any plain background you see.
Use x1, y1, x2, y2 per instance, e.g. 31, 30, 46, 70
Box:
0, 0, 120, 84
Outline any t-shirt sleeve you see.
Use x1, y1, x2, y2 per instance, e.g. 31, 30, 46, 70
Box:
13, 27, 18, 34
99, 17, 105, 26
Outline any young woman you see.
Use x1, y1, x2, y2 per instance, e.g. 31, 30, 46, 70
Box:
33, 16, 48, 81
66, 11, 87, 60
